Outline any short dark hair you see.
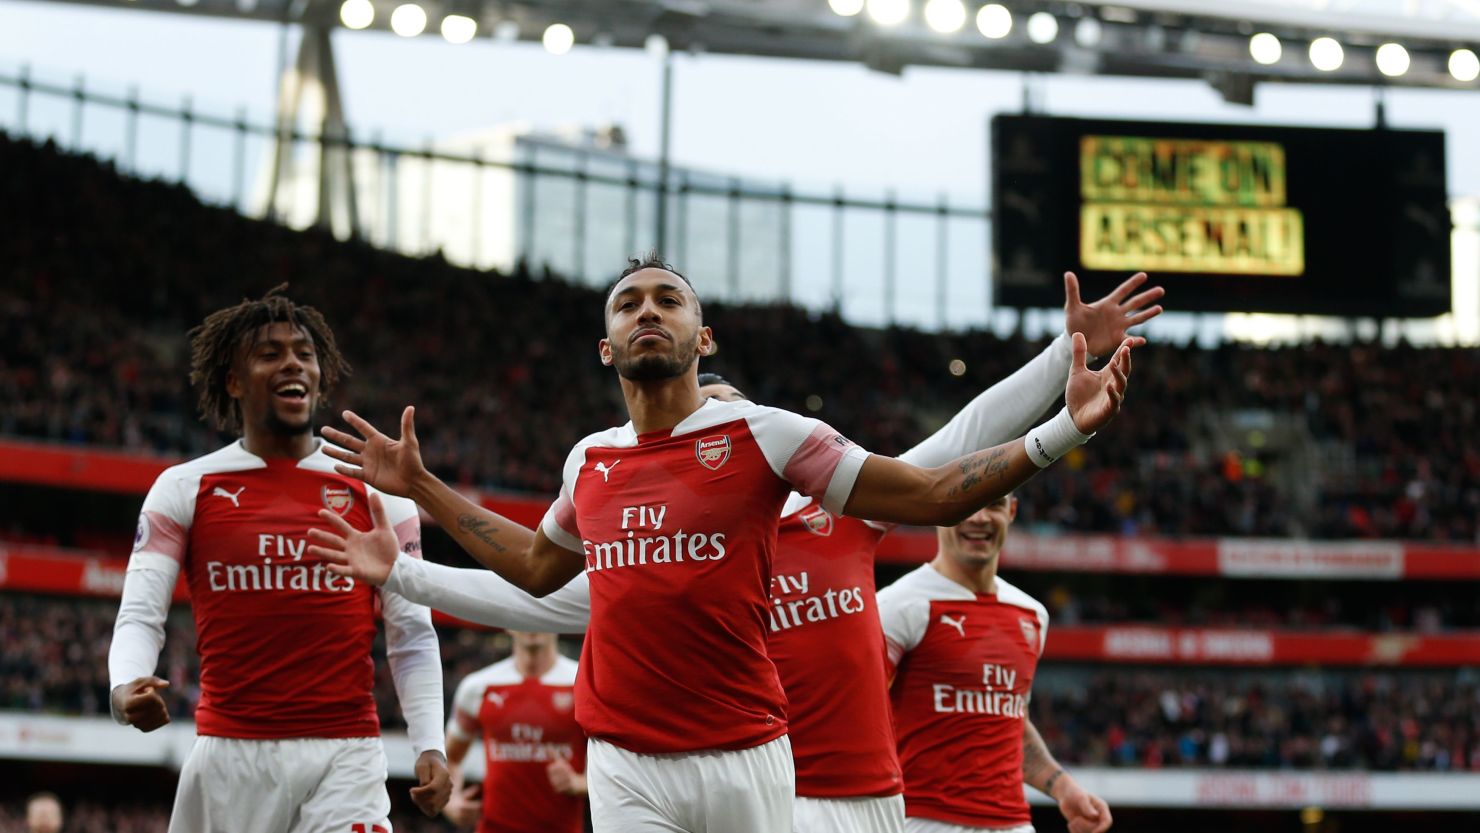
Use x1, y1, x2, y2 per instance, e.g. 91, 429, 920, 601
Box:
697, 372, 748, 400
605, 252, 701, 316
187, 284, 349, 434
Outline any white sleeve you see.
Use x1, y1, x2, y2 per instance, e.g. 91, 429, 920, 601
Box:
898, 334, 1072, 469
877, 584, 930, 669
379, 494, 446, 758
447, 671, 483, 742
539, 443, 587, 554
109, 473, 191, 721
747, 407, 872, 515
385, 558, 592, 634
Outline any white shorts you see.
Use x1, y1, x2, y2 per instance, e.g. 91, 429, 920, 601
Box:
905, 819, 1034, 833
794, 794, 904, 833
169, 736, 392, 833
586, 735, 794, 833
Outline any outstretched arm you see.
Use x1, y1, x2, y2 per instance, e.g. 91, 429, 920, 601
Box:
843, 333, 1136, 527
899, 271, 1161, 469
1024, 720, 1112, 833
318, 407, 584, 596
385, 558, 592, 633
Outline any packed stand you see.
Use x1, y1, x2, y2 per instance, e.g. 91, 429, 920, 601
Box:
2, 134, 1477, 540
1032, 668, 1480, 772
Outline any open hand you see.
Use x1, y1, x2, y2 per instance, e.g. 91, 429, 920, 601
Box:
112, 676, 171, 732
321, 407, 427, 498
1064, 332, 1136, 434
411, 750, 453, 817
306, 492, 400, 586
1065, 271, 1163, 359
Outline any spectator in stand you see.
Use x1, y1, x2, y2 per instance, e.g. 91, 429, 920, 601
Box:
23, 793, 61, 833
2, 135, 1478, 542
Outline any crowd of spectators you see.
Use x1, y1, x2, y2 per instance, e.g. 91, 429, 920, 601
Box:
4, 593, 1473, 773
1032, 668, 1479, 773
3, 133, 1478, 542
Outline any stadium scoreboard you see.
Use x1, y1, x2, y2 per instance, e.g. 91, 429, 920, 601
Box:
992, 115, 1450, 317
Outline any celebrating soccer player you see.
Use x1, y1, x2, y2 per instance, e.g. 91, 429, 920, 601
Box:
108, 289, 451, 833
443, 631, 586, 833
331, 270, 1157, 833
878, 494, 1112, 833
309, 259, 1140, 832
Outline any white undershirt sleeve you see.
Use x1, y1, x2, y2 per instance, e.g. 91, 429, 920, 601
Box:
898, 333, 1072, 469
382, 588, 446, 758
384, 558, 593, 634
108, 553, 180, 722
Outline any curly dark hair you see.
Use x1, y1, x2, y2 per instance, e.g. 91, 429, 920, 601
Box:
186, 284, 349, 434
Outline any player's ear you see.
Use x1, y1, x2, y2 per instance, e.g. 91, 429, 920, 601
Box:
598, 338, 614, 366
697, 326, 714, 357
1007, 495, 1019, 521
225, 368, 243, 400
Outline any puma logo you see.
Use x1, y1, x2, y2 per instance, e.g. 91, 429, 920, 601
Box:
212, 486, 245, 507
939, 613, 967, 637
594, 460, 620, 482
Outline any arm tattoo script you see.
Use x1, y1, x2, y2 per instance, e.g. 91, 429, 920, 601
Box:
946, 447, 1011, 498
456, 515, 509, 554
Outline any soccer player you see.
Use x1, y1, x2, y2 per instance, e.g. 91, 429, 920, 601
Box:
309, 258, 1138, 832
326, 272, 1157, 833
442, 630, 586, 833
878, 495, 1111, 833
107, 290, 451, 833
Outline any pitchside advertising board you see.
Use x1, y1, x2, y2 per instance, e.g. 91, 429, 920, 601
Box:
991, 115, 1451, 316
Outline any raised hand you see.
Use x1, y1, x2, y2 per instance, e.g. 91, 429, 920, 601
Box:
1064, 332, 1135, 435
306, 492, 400, 586
321, 406, 427, 498
546, 757, 588, 796
1064, 271, 1163, 359
112, 676, 171, 732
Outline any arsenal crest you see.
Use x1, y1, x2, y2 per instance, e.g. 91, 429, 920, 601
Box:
552, 691, 574, 712
1019, 618, 1038, 652
695, 435, 732, 470
322, 485, 355, 516
799, 505, 833, 537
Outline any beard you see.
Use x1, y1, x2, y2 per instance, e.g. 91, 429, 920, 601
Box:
262, 401, 315, 437
611, 334, 700, 382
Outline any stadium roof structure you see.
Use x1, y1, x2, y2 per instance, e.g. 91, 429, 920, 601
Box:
31, 0, 1480, 98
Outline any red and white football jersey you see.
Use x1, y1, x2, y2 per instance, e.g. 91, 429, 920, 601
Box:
539, 399, 870, 754
769, 501, 900, 797
449, 655, 585, 833
119, 441, 424, 739
878, 565, 1049, 829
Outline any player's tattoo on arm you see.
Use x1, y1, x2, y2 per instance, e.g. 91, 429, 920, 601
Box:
1023, 720, 1066, 795
946, 447, 1011, 498
456, 515, 509, 554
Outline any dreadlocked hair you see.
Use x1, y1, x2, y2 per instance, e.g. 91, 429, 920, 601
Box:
187, 284, 350, 434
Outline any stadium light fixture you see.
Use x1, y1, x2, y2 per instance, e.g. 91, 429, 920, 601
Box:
924, 0, 966, 34
339, 0, 373, 30
1074, 18, 1102, 48
866, 0, 910, 27
645, 33, 670, 58
1449, 48, 1480, 82
829, 0, 865, 17
976, 4, 1011, 39
1309, 37, 1344, 71
1375, 43, 1409, 77
390, 4, 427, 37
1027, 12, 1059, 44
543, 23, 575, 55
1249, 32, 1281, 65
440, 14, 477, 45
